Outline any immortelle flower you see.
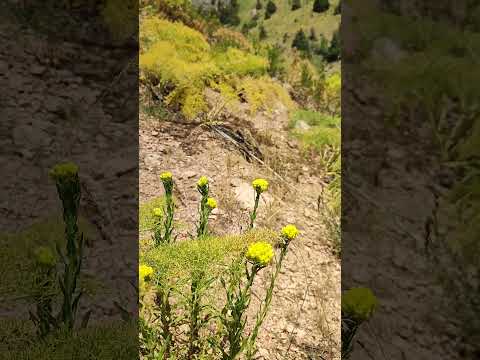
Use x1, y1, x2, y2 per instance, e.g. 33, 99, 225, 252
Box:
246, 242, 274, 267
34, 246, 56, 267
49, 162, 79, 182
139, 264, 154, 282
160, 171, 173, 182
281, 224, 299, 241
152, 207, 163, 217
207, 197, 217, 209
252, 178, 269, 193
342, 287, 378, 322
197, 176, 209, 188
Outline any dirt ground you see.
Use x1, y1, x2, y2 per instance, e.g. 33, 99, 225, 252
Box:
139, 100, 341, 360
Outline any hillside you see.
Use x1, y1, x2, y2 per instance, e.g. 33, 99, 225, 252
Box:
238, 0, 340, 50
139, 1, 341, 359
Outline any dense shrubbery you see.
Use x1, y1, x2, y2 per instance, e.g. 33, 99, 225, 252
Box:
140, 16, 295, 119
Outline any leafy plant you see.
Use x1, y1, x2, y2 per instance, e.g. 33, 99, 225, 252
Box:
50, 163, 86, 332
152, 172, 176, 245
140, 174, 299, 359
341, 288, 378, 358
196, 176, 217, 238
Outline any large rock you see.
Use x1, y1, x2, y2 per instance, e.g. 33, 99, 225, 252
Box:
233, 181, 272, 210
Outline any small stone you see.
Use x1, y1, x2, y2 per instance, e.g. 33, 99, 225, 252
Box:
31, 64, 46, 75
184, 170, 197, 179
294, 120, 311, 130
151, 131, 159, 136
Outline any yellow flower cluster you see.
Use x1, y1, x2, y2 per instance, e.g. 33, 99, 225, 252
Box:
252, 178, 269, 193
160, 172, 173, 182
246, 242, 274, 267
342, 287, 378, 322
281, 225, 299, 240
197, 176, 209, 188
139, 264, 154, 282
49, 162, 78, 182
152, 207, 163, 217
34, 246, 56, 267
207, 197, 217, 209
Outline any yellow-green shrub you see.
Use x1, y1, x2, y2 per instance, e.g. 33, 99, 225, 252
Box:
140, 17, 292, 119
239, 76, 296, 114
212, 27, 252, 51
213, 47, 267, 77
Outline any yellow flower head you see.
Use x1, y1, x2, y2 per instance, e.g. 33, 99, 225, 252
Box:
207, 197, 217, 209
49, 162, 78, 182
281, 224, 299, 240
160, 172, 173, 182
139, 265, 154, 282
246, 242, 274, 267
34, 246, 56, 267
197, 176, 209, 188
342, 287, 378, 322
152, 207, 163, 217
252, 178, 269, 193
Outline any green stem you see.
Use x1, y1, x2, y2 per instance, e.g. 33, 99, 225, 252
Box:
249, 192, 261, 229
156, 287, 173, 357
188, 272, 204, 358
56, 175, 83, 331
246, 247, 287, 359
197, 194, 210, 238
223, 264, 258, 360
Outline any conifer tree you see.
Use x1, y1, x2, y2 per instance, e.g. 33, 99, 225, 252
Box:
292, 0, 301, 11
259, 25, 267, 40
265, 0, 277, 19
313, 0, 329, 13
292, 29, 309, 52
334, 0, 341, 14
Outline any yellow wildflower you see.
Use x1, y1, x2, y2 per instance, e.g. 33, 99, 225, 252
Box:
342, 287, 378, 322
207, 197, 217, 209
252, 178, 269, 193
246, 242, 274, 267
34, 246, 56, 267
49, 162, 78, 181
152, 207, 163, 217
160, 171, 173, 182
281, 224, 299, 240
139, 265, 154, 282
197, 176, 209, 188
